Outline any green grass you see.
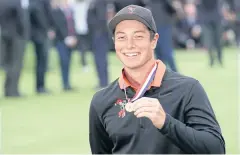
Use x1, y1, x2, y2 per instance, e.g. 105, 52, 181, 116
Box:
0, 44, 239, 153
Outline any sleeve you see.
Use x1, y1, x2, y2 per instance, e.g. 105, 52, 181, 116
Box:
89, 96, 114, 154
42, 0, 55, 28
159, 81, 225, 154
16, 4, 25, 37
30, 3, 48, 31
51, 10, 68, 40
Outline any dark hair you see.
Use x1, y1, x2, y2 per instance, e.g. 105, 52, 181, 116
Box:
148, 29, 155, 41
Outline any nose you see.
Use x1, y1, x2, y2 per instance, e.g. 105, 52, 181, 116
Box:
126, 38, 134, 49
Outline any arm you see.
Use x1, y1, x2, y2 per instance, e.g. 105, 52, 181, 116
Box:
159, 81, 225, 154
42, 0, 55, 29
89, 97, 114, 154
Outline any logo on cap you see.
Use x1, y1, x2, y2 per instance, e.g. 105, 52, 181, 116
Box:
127, 6, 135, 14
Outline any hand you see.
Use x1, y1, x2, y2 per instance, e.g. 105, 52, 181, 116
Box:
191, 25, 201, 38
48, 30, 56, 40
131, 97, 166, 129
64, 36, 78, 48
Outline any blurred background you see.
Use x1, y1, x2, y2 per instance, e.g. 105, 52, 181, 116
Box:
0, 0, 239, 153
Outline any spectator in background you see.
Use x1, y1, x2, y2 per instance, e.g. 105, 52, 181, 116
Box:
175, 2, 202, 49
40, 0, 56, 72
0, 0, 25, 97
145, 0, 178, 72
72, 0, 90, 72
233, 0, 240, 47
88, 0, 109, 89
29, 0, 51, 94
197, 0, 224, 67
227, 0, 240, 47
51, 0, 78, 91
221, 1, 236, 46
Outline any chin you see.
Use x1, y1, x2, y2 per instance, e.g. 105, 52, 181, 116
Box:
124, 62, 143, 70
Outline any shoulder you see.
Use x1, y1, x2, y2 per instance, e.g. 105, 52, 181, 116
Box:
162, 69, 206, 96
163, 69, 199, 87
161, 70, 209, 105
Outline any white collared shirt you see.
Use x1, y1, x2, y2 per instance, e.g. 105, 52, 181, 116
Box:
21, 0, 29, 9
72, 0, 90, 35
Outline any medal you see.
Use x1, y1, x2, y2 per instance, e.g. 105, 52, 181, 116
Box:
123, 63, 158, 112
125, 103, 133, 112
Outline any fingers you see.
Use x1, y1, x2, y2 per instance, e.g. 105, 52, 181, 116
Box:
125, 97, 160, 114
132, 98, 158, 111
134, 106, 156, 116
135, 111, 152, 119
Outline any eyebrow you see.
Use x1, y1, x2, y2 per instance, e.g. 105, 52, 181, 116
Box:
115, 30, 146, 35
115, 31, 125, 35
134, 30, 146, 34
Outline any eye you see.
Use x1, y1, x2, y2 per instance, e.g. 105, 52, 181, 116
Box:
134, 35, 144, 39
116, 36, 126, 40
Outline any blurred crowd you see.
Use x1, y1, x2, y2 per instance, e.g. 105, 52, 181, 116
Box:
0, 0, 239, 98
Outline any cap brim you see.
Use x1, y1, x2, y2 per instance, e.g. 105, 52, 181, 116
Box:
108, 14, 153, 35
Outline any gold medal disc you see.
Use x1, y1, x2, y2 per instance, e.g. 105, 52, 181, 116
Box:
125, 103, 133, 112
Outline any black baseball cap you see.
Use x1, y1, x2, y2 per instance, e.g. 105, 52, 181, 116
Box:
108, 5, 157, 35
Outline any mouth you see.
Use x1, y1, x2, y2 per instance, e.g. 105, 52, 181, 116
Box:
123, 52, 140, 57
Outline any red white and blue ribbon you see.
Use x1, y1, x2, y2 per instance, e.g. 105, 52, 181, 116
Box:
123, 62, 158, 102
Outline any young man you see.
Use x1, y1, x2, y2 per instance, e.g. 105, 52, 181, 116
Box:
89, 5, 225, 154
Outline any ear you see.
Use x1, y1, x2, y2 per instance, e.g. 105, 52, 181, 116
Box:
151, 33, 159, 50
112, 37, 115, 44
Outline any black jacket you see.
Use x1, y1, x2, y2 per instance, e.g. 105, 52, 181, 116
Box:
144, 0, 176, 26
89, 69, 225, 154
29, 0, 48, 43
196, 0, 223, 24
51, 8, 76, 42
87, 0, 108, 33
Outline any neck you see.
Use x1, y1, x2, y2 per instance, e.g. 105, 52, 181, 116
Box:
124, 58, 156, 87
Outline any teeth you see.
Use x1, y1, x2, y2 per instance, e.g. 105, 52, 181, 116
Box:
125, 53, 138, 57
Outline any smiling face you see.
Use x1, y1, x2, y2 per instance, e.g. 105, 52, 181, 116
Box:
114, 20, 159, 70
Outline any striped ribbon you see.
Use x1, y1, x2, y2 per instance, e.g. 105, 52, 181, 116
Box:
123, 63, 158, 102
